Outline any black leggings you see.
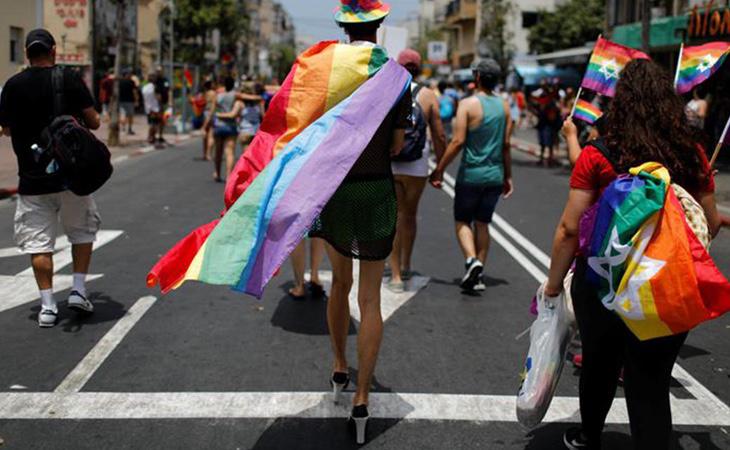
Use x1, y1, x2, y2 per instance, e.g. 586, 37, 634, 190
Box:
571, 259, 687, 450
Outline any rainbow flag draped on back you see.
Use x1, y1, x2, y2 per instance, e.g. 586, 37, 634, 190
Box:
581, 37, 650, 98
585, 163, 730, 341
147, 41, 410, 297
573, 100, 602, 125
676, 42, 730, 95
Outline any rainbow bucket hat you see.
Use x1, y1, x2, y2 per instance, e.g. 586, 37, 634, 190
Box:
334, 0, 390, 24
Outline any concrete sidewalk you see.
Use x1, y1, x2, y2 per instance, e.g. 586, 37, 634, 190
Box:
1, 115, 199, 197
510, 125, 730, 210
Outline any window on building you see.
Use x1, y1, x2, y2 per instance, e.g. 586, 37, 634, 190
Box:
10, 27, 23, 64
522, 11, 539, 29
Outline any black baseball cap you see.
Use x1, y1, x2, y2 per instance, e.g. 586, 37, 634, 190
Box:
25, 29, 56, 51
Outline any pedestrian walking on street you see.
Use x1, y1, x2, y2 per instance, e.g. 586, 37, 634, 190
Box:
307, 0, 411, 443
118, 69, 138, 135
155, 66, 170, 145
544, 60, 721, 450
211, 76, 243, 182
388, 48, 446, 293
0, 29, 102, 328
142, 73, 162, 148
200, 79, 217, 161
430, 59, 513, 292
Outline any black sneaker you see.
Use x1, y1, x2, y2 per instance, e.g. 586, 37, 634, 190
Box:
460, 258, 483, 291
563, 427, 589, 449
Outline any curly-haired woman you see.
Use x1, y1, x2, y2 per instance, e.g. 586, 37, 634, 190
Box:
544, 59, 721, 449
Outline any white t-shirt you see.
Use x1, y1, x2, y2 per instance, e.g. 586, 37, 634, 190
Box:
142, 83, 159, 114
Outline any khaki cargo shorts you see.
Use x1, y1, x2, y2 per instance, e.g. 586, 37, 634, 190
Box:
14, 191, 101, 254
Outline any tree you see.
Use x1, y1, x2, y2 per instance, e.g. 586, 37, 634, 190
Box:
528, 0, 604, 55
269, 43, 296, 82
641, 0, 651, 52
479, 0, 515, 73
173, 0, 248, 66
108, 0, 126, 147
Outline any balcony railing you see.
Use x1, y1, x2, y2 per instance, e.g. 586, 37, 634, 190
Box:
445, 0, 477, 24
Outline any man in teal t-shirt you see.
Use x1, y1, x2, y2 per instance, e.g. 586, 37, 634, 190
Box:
430, 59, 513, 292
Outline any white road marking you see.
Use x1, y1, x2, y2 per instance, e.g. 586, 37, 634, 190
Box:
433, 166, 730, 426
315, 263, 430, 323
55, 296, 158, 393
0, 230, 123, 313
0, 391, 727, 425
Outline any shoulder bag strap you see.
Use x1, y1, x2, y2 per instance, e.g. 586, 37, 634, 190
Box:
587, 137, 621, 172
51, 65, 65, 118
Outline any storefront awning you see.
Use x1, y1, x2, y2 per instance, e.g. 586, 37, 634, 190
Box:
514, 66, 581, 87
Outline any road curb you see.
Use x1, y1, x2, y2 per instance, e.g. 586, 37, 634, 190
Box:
511, 138, 570, 168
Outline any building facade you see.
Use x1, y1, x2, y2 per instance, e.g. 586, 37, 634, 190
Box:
433, 0, 561, 69
0, 0, 42, 84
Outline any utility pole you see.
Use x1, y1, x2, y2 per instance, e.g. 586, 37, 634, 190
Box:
641, 0, 651, 53
169, 0, 175, 132
108, 0, 126, 147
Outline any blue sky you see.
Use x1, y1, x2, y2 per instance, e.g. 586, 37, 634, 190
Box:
277, 0, 420, 42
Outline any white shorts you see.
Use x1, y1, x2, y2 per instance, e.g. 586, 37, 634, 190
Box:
392, 141, 431, 178
14, 191, 101, 254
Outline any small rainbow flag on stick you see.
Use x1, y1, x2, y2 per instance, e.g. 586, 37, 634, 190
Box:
573, 99, 603, 125
675, 42, 730, 95
581, 36, 650, 97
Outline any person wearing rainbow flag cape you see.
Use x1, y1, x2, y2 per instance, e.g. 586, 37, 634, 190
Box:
544, 60, 725, 450
148, 0, 411, 445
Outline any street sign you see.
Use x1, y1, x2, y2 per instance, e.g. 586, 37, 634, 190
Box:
428, 41, 449, 65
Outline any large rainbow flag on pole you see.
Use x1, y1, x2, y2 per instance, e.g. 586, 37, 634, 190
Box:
581, 37, 650, 98
147, 42, 411, 297
585, 162, 730, 341
675, 41, 730, 95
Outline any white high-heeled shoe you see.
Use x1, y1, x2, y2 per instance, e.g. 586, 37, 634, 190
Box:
331, 372, 350, 404
349, 405, 369, 445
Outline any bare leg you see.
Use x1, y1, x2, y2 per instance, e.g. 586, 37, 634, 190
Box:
455, 221, 477, 260
71, 243, 93, 274
389, 178, 406, 284
213, 138, 223, 181
354, 259, 385, 406
398, 176, 426, 275
205, 129, 214, 160
326, 244, 353, 374
310, 238, 325, 285
224, 137, 236, 177
289, 241, 306, 297
31, 253, 54, 290
474, 222, 490, 265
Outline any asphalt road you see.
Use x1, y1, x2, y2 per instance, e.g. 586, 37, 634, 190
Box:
0, 138, 729, 449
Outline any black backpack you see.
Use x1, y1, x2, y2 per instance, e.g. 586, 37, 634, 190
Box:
392, 84, 427, 162
40, 66, 113, 196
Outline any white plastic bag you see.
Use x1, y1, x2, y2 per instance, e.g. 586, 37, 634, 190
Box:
516, 283, 577, 429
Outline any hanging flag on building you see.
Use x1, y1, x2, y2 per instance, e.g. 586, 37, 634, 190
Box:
184, 69, 194, 90
675, 41, 730, 95
573, 99, 603, 125
581, 36, 650, 97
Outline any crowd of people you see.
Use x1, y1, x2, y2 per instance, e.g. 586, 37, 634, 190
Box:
1, 0, 729, 448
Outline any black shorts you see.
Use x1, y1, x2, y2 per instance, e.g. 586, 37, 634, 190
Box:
147, 112, 161, 125
454, 183, 502, 224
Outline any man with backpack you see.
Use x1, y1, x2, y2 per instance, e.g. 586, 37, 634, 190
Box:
388, 49, 446, 292
0, 29, 102, 327
430, 59, 513, 292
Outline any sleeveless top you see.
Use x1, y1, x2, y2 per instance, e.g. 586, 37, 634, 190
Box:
215, 91, 237, 127
457, 94, 506, 186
